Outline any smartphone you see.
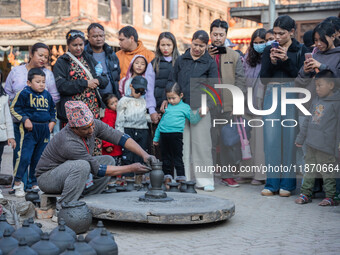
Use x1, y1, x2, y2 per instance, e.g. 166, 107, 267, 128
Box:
305, 53, 312, 60
211, 45, 227, 54
271, 41, 279, 48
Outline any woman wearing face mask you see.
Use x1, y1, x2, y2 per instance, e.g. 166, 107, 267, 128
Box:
237, 29, 267, 185
167, 30, 218, 191
260, 15, 308, 197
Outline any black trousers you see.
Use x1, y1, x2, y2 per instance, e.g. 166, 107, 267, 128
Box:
160, 132, 185, 177
122, 128, 149, 165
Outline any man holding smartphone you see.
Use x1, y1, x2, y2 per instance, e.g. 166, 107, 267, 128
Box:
208, 19, 247, 188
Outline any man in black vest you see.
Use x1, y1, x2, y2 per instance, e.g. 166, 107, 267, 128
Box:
85, 23, 121, 98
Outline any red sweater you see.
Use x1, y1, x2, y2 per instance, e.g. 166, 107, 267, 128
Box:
101, 108, 122, 156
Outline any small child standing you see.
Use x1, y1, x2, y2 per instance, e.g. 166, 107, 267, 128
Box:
116, 76, 150, 167
295, 70, 340, 206
153, 83, 201, 184
0, 72, 16, 199
101, 94, 122, 165
119, 55, 147, 97
10, 68, 56, 197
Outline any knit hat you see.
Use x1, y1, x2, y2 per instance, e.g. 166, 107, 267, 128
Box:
131, 76, 148, 90
65, 101, 94, 127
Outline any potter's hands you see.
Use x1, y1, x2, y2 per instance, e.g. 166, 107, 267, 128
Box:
160, 100, 168, 113
143, 154, 157, 166
130, 163, 151, 174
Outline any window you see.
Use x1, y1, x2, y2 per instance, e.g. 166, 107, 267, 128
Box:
186, 4, 190, 24
46, 0, 70, 17
0, 0, 20, 18
122, 0, 133, 24
198, 8, 202, 28
209, 11, 214, 24
98, 0, 110, 21
143, 0, 151, 13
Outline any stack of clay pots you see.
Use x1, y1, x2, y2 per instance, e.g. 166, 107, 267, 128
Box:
0, 214, 118, 255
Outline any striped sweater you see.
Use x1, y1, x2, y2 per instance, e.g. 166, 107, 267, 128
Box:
115, 96, 151, 132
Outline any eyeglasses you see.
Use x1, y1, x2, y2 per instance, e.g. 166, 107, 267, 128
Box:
67, 31, 85, 40
135, 88, 146, 95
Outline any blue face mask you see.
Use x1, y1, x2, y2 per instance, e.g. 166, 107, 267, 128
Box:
266, 40, 275, 47
253, 43, 266, 54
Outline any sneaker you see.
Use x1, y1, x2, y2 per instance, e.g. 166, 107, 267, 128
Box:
221, 178, 240, 187
203, 185, 215, 192
251, 179, 265, 186
0, 190, 3, 199
279, 189, 291, 197
13, 182, 25, 198
261, 189, 274, 196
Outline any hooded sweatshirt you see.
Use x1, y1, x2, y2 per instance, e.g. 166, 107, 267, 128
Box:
116, 40, 155, 80
295, 46, 340, 112
118, 55, 148, 97
295, 89, 340, 158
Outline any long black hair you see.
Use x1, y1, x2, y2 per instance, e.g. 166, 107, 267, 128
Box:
313, 22, 336, 49
246, 28, 266, 68
153, 32, 179, 74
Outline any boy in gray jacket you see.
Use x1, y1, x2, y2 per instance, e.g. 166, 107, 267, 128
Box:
295, 70, 340, 206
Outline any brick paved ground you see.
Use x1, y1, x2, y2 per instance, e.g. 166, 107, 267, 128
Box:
1, 146, 339, 255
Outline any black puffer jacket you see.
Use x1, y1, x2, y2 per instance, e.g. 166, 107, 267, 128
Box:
152, 57, 173, 109
84, 42, 121, 98
53, 52, 109, 122
168, 49, 218, 109
260, 38, 308, 85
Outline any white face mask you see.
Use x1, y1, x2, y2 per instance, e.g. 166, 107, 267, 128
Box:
266, 40, 275, 47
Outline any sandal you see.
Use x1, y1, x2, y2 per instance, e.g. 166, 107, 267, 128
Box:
295, 194, 312, 204
319, 197, 336, 206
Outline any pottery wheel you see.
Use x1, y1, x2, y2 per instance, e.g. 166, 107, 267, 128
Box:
81, 192, 235, 225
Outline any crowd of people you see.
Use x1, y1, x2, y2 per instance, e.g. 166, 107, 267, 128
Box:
0, 14, 339, 208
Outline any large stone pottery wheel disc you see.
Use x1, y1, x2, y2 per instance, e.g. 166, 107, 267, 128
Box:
82, 192, 235, 225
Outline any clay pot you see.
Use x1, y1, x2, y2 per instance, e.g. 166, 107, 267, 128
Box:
60, 243, 81, 255
89, 229, 118, 255
27, 218, 43, 236
0, 213, 15, 235
168, 182, 181, 192
58, 201, 92, 234
74, 235, 96, 255
49, 225, 75, 253
184, 181, 197, 193
50, 219, 76, 240
180, 182, 187, 192
85, 221, 114, 243
0, 229, 19, 254
7, 238, 38, 255
12, 220, 41, 246
31, 232, 60, 255
125, 179, 135, 191
25, 189, 39, 203
150, 162, 164, 190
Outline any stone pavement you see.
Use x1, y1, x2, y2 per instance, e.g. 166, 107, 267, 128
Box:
1, 146, 339, 255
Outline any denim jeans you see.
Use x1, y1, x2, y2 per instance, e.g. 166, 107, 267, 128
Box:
262, 83, 297, 192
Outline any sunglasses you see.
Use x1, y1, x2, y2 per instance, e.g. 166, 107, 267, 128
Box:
67, 31, 85, 40
134, 88, 146, 95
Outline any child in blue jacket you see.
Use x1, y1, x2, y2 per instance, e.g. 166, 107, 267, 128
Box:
10, 68, 56, 197
153, 83, 201, 183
